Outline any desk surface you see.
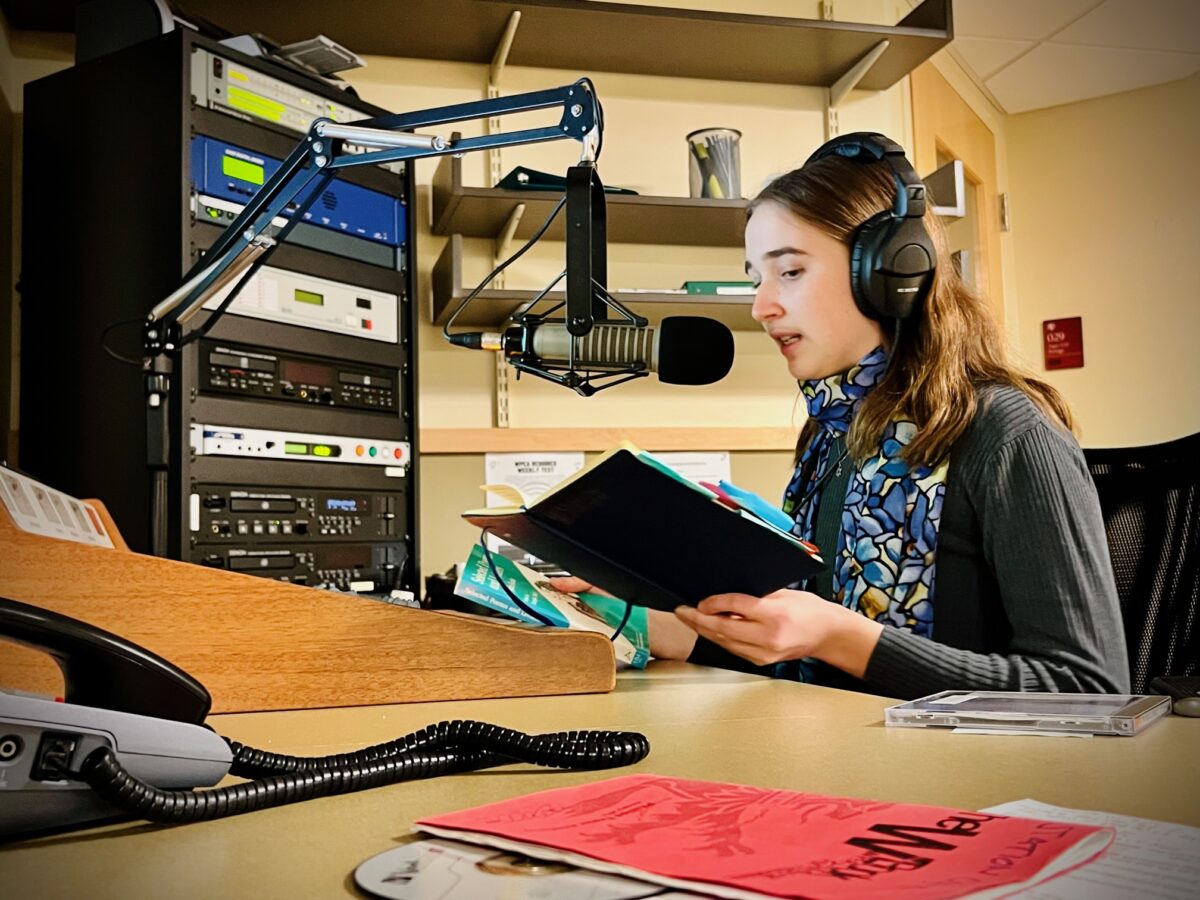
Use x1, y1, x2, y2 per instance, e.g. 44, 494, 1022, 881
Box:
4, 663, 1199, 897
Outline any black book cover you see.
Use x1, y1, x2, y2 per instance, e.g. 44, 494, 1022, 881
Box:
465, 449, 824, 613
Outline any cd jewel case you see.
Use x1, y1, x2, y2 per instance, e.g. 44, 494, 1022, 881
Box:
885, 691, 1171, 736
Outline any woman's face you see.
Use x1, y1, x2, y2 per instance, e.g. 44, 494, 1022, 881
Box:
745, 200, 886, 381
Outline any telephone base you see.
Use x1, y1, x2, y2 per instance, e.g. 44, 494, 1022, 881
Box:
0, 691, 231, 837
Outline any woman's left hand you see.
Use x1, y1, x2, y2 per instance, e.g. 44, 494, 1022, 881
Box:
674, 589, 884, 677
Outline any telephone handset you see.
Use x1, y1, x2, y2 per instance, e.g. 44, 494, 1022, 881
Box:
0, 597, 650, 839
1, 597, 210, 722
1, 597, 232, 837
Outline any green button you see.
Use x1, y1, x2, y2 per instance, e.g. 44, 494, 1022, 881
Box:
368, 446, 377, 457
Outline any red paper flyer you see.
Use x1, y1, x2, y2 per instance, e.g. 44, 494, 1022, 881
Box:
417, 775, 1114, 900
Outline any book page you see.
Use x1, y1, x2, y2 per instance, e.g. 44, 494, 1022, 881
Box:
483, 452, 585, 561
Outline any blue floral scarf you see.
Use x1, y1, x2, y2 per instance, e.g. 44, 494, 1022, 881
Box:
782, 347, 948, 645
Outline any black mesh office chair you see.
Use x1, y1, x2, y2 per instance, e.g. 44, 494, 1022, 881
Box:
1084, 432, 1199, 693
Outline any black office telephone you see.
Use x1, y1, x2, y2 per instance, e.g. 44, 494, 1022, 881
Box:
0, 597, 650, 838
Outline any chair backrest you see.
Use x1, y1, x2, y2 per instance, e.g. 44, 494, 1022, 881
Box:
1084, 432, 1199, 693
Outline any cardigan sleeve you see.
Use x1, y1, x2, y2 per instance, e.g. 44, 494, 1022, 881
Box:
863, 415, 1130, 699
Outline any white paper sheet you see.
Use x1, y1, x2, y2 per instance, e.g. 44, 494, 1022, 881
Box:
981, 799, 1200, 899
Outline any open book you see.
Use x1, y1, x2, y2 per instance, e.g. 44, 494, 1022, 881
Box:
463, 443, 824, 613
417, 775, 1116, 900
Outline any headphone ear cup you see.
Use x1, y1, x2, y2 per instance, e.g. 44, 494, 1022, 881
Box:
851, 214, 937, 320
849, 211, 894, 320
877, 217, 937, 319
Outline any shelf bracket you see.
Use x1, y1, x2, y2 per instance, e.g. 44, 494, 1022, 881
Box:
823, 39, 890, 140
487, 10, 522, 189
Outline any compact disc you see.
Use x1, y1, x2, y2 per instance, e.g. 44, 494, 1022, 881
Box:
353, 837, 662, 899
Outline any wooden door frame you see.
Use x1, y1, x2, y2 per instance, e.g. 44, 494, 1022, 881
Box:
910, 62, 1004, 325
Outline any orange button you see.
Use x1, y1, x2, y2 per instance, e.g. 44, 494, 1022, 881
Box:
355, 445, 365, 456
393, 448, 402, 459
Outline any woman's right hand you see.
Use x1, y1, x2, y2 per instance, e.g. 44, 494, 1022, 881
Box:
547, 577, 698, 661
548, 576, 612, 597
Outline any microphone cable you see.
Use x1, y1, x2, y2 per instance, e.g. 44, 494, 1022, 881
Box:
73, 719, 650, 825
477, 528, 635, 641
441, 194, 567, 345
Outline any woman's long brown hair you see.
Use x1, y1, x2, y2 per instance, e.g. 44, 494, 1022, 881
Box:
750, 154, 1074, 468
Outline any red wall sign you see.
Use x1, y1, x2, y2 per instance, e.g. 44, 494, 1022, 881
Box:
1043, 317, 1084, 370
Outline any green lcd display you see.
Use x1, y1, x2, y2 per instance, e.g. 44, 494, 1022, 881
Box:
222, 153, 265, 185
284, 442, 309, 455
294, 289, 325, 307
313, 445, 333, 457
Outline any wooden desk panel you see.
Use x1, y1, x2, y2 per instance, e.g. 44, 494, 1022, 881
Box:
0, 500, 615, 711
3, 663, 1198, 898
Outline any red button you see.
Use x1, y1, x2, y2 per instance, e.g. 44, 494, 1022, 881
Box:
393, 448, 402, 459
362, 319, 372, 330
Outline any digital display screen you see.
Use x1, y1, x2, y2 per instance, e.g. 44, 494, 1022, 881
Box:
326, 498, 360, 512
321, 546, 368, 569
281, 360, 333, 385
225, 84, 284, 123
295, 289, 325, 306
222, 153, 265, 185
312, 444, 334, 457
284, 442, 309, 455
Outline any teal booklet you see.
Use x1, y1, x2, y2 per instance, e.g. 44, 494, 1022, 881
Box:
454, 543, 650, 669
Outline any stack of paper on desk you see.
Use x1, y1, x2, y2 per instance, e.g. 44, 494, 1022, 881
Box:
417, 775, 1115, 900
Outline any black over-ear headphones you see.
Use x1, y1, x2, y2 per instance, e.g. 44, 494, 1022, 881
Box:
804, 132, 937, 321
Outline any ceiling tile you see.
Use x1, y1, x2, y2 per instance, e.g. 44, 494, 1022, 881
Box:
1055, 0, 1200, 53
952, 0, 1101, 42
985, 42, 1200, 113
952, 36, 1036, 79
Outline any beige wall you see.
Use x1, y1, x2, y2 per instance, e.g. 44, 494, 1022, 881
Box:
1007, 72, 1200, 448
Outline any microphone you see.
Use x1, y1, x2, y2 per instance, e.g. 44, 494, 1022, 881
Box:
460, 316, 734, 388
529, 316, 734, 385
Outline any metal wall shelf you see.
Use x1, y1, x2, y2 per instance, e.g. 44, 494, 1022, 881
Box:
431, 234, 756, 329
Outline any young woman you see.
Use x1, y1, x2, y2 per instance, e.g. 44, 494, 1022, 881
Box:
558, 133, 1130, 698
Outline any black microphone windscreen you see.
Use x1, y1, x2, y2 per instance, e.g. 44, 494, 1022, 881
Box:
655, 316, 735, 385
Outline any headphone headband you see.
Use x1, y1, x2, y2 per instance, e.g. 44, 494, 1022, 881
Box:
806, 132, 927, 218
801, 132, 937, 320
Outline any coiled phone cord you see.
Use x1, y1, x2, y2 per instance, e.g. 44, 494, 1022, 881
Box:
75, 720, 650, 824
